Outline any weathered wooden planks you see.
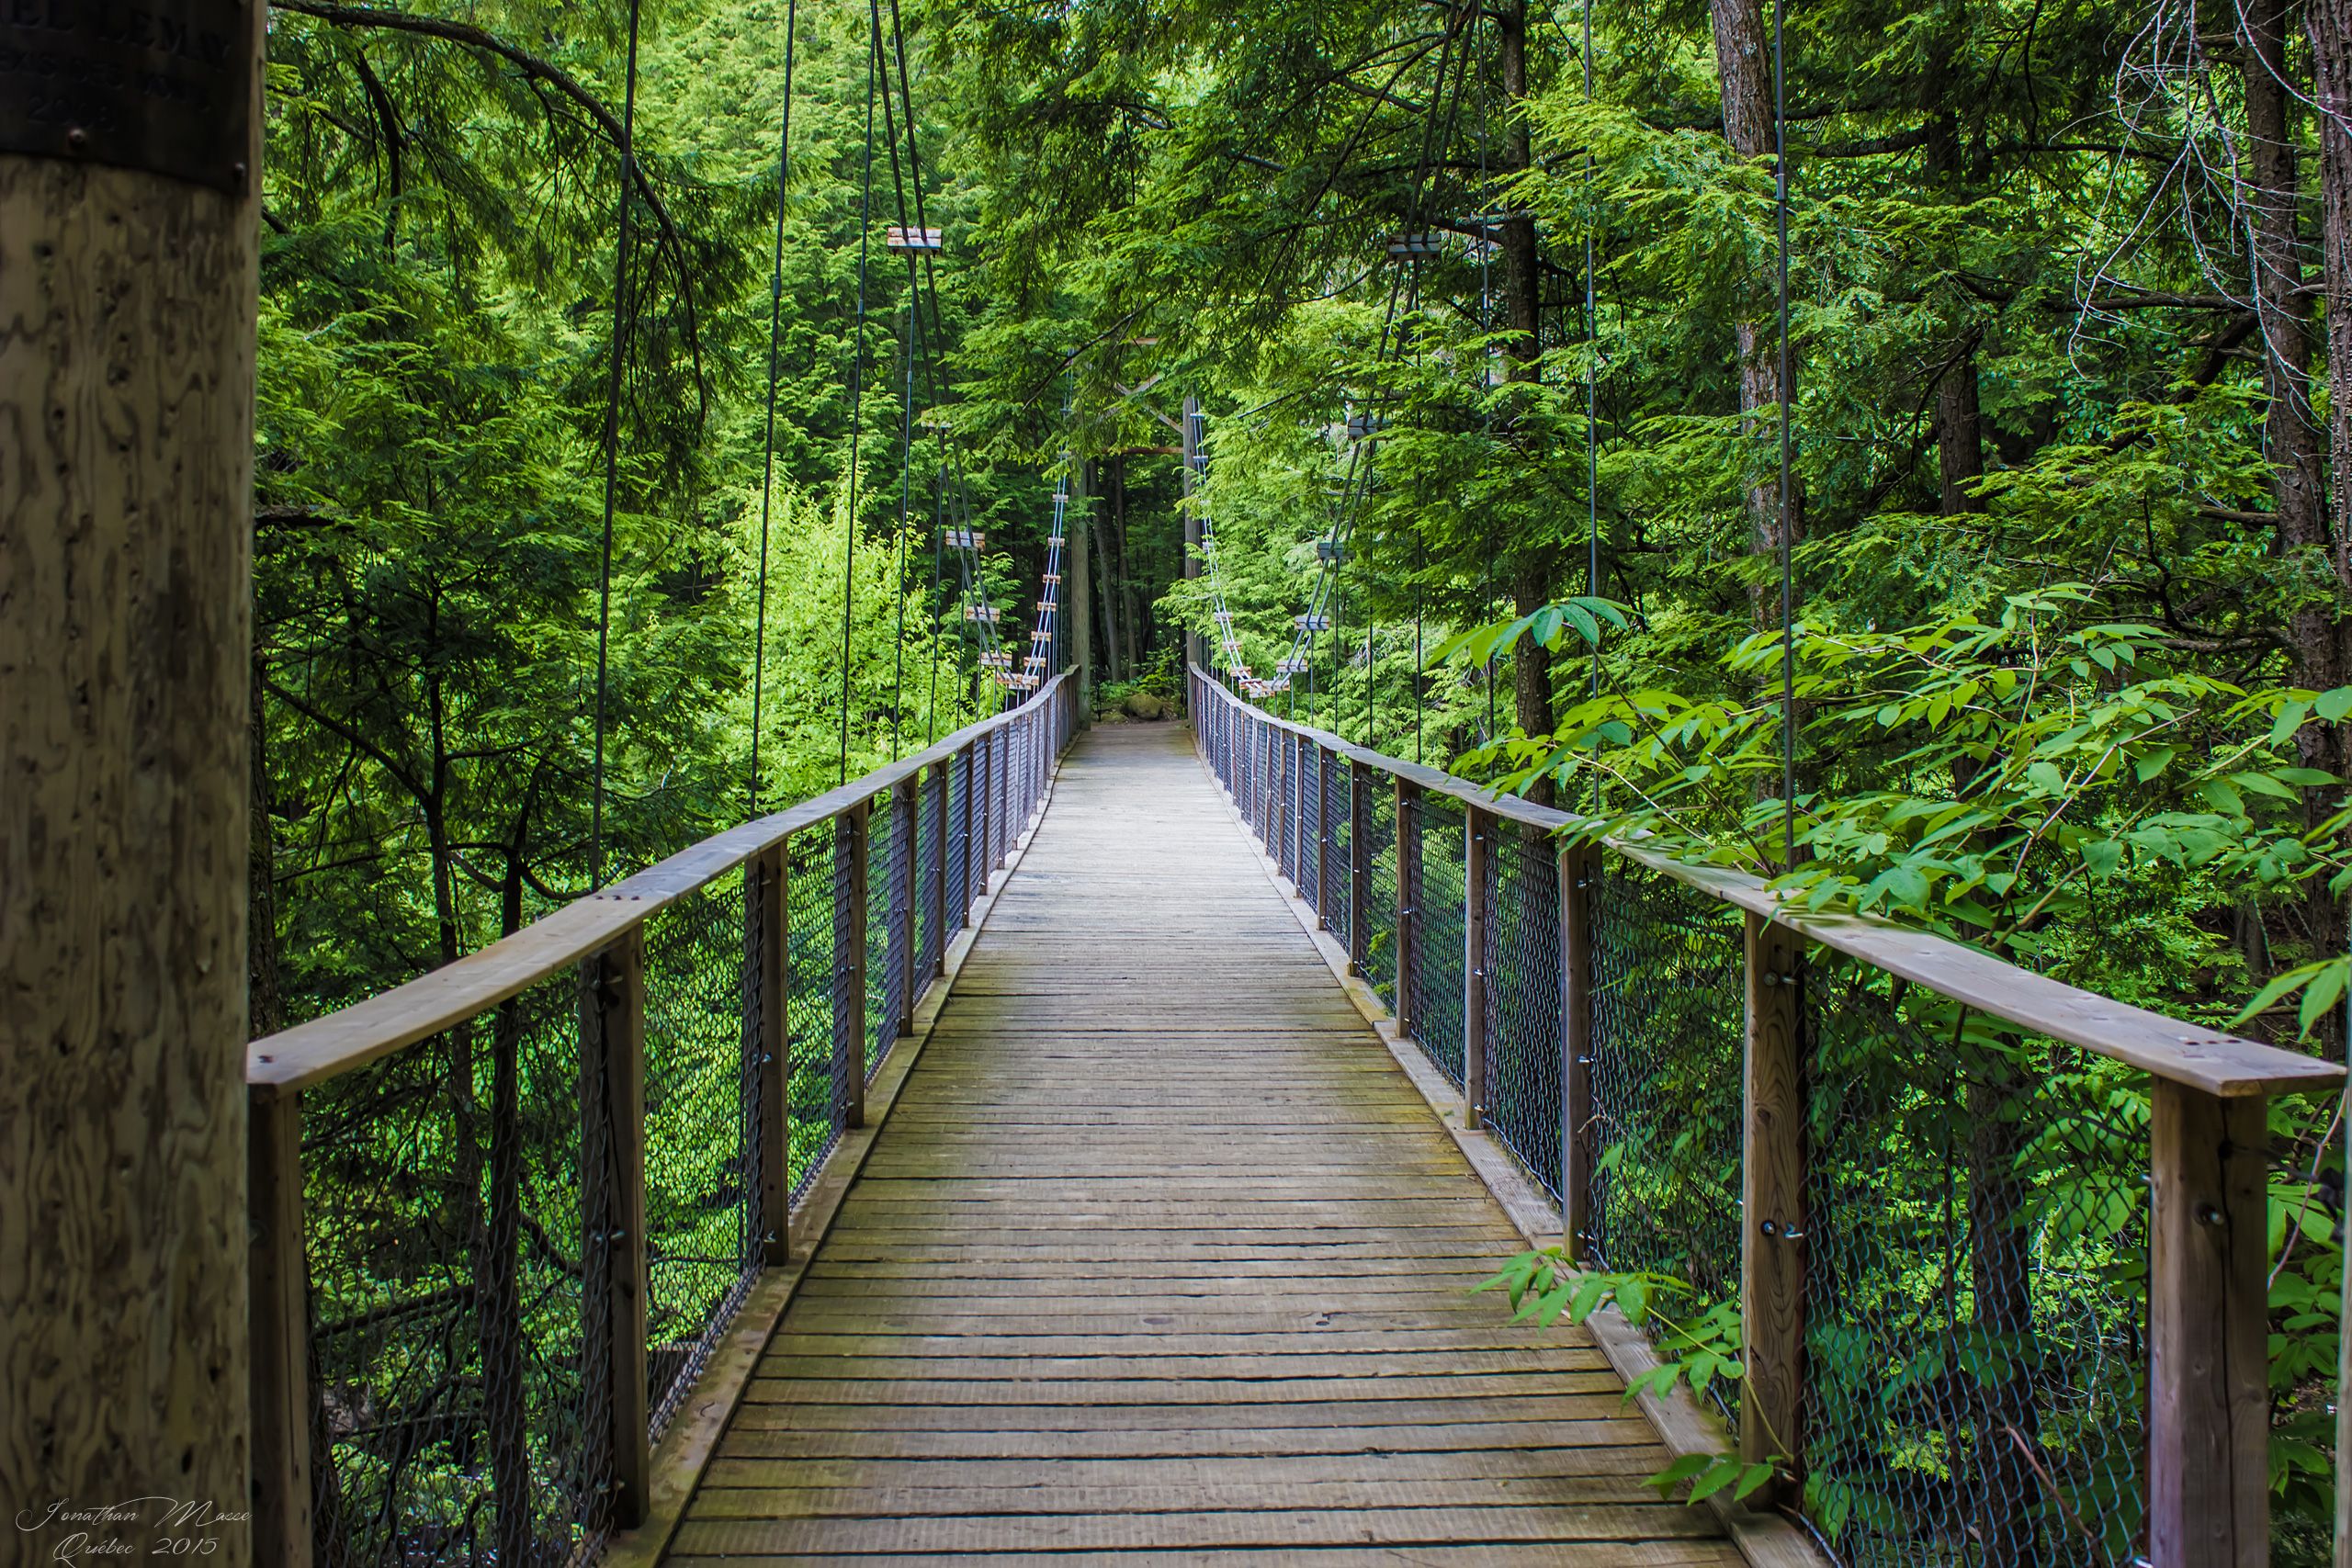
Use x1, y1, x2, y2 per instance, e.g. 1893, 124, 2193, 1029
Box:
663, 725, 1741, 1564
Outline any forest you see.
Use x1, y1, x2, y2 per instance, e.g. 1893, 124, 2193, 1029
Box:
247, 0, 2352, 1557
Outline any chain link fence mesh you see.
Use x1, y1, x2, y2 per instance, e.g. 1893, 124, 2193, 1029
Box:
1406, 794, 1468, 1086
1481, 822, 1564, 1205
639, 877, 763, 1441
1361, 782, 1398, 1011
1582, 861, 1747, 1424
1323, 753, 1352, 951
1801, 962, 2150, 1566
1298, 739, 1323, 910
865, 793, 903, 1081
303, 970, 616, 1568
917, 766, 945, 992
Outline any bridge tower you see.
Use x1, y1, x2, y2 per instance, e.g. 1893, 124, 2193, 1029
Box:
1, 5, 267, 1558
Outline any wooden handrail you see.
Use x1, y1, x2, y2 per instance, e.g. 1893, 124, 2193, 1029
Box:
247, 674, 1074, 1097
1188, 666, 2338, 1100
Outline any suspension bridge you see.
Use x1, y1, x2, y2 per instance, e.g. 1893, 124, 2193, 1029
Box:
220, 671, 2335, 1568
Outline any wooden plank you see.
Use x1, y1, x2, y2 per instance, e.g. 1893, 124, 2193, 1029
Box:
2148, 1079, 2268, 1566
1738, 913, 1804, 1488
662, 724, 1736, 1566
247, 1089, 312, 1568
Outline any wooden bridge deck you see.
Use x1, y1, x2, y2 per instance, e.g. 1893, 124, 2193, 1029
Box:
662, 722, 1740, 1564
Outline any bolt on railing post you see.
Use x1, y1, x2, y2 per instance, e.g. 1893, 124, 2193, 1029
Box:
1395, 779, 1422, 1043
1463, 807, 1493, 1132
1556, 840, 1598, 1260
248, 1087, 313, 1568
1739, 911, 1805, 1495
890, 775, 917, 1038
2149, 1078, 2269, 1565
838, 800, 869, 1131
753, 844, 791, 1264
583, 928, 650, 1527
1348, 761, 1372, 976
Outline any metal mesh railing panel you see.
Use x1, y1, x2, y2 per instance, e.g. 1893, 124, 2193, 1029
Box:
1406, 795, 1467, 1086
1324, 758, 1352, 950
952, 745, 975, 923
918, 766, 946, 991
1800, 966, 2149, 1566
789, 822, 849, 1200
302, 970, 615, 1568
1482, 824, 1563, 1203
639, 878, 762, 1440
1361, 784, 1398, 1009
1298, 740, 1323, 908
866, 793, 902, 1081
1584, 861, 1746, 1419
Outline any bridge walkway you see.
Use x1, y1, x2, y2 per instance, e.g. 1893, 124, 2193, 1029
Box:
661, 722, 1740, 1564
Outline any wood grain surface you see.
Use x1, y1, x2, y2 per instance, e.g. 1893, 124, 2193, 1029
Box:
662, 725, 1739, 1563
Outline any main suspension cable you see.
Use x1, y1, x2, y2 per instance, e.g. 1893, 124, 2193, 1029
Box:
589, 0, 645, 890
749, 0, 799, 817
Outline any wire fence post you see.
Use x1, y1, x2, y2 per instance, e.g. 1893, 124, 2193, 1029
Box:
890, 775, 917, 1036
582, 928, 650, 1527
1739, 911, 1805, 1495
2149, 1078, 2270, 1564
1463, 807, 1493, 1132
1396, 779, 1422, 1043
1557, 840, 1597, 1260
838, 801, 869, 1131
753, 844, 791, 1264
248, 1089, 312, 1568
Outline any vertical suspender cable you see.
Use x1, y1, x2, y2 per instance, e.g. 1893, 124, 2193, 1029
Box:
590, 0, 645, 891
1774, 0, 1796, 868
840, 17, 879, 786
750, 0, 799, 818
893, 299, 914, 759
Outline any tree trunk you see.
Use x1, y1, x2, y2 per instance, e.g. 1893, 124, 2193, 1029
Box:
1498, 0, 1557, 803
1092, 512, 1123, 686
1935, 336, 1987, 517
2304, 0, 2352, 1059
0, 11, 264, 1543
1708, 0, 1804, 588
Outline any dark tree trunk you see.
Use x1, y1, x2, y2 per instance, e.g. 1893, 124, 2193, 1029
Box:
1497, 1, 1557, 800
1935, 337, 1987, 517
1708, 0, 1804, 593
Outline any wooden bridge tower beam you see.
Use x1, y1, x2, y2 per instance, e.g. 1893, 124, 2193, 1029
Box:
0, 7, 268, 1559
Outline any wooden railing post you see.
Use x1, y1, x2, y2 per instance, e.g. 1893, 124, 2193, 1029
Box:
1463, 807, 1493, 1131
1396, 779, 1422, 1043
1557, 841, 1598, 1259
1739, 912, 1805, 1491
584, 929, 650, 1527
249, 1089, 313, 1568
753, 844, 791, 1264
2149, 1079, 2269, 1565
890, 775, 917, 1037
926, 764, 948, 983
1348, 761, 1372, 976
838, 800, 870, 1130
